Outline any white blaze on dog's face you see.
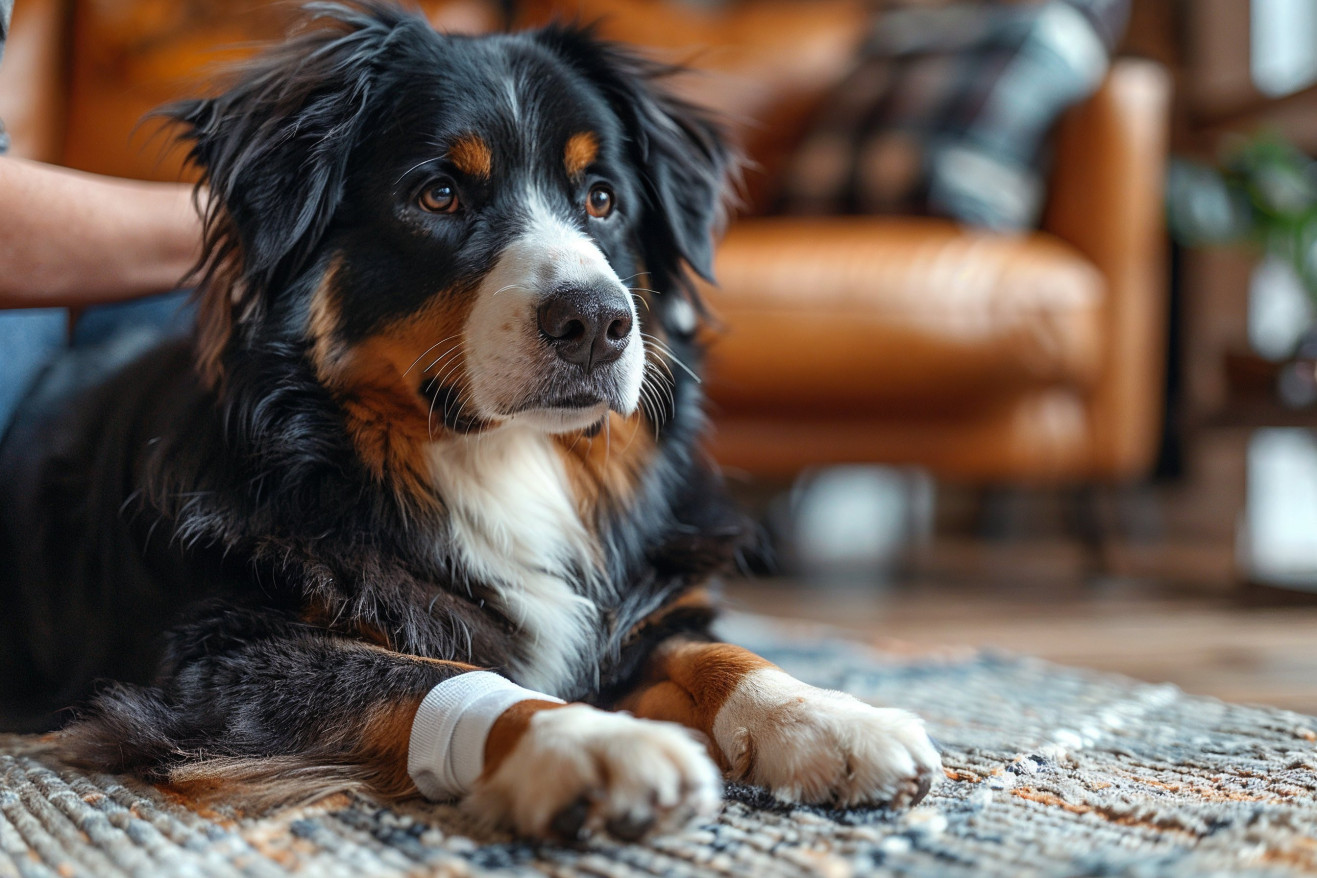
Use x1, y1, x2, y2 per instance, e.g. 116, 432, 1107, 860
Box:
463, 193, 645, 434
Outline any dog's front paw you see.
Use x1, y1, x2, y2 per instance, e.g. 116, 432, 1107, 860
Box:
714, 669, 941, 809
466, 704, 722, 842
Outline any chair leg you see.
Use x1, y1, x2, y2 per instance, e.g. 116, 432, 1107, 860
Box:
976, 485, 1030, 541
1066, 485, 1112, 584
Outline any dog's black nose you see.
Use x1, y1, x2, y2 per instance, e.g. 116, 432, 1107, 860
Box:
537, 286, 632, 370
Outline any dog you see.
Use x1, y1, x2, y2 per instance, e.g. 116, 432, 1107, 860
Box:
0, 1, 940, 841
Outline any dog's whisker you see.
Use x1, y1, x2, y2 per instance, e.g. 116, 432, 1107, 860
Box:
431, 353, 469, 392
424, 352, 470, 439
637, 382, 662, 439
421, 341, 467, 377
642, 349, 679, 386
427, 377, 443, 441
425, 340, 469, 378
640, 333, 701, 383
450, 391, 474, 436
646, 364, 677, 419
619, 410, 642, 455
639, 331, 679, 354
405, 334, 463, 377
643, 374, 674, 428
639, 331, 681, 352
421, 344, 468, 376
566, 429, 586, 457
643, 349, 677, 382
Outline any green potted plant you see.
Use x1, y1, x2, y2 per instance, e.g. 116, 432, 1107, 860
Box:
1168, 133, 1317, 407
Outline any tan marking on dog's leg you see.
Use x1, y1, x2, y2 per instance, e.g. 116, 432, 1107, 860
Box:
636, 642, 773, 742
358, 694, 435, 798
343, 655, 484, 799
618, 681, 700, 730
481, 699, 568, 779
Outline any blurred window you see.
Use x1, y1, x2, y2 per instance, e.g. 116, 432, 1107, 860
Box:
1251, 0, 1317, 96
1249, 257, 1313, 361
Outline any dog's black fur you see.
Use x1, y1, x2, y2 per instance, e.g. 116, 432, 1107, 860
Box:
0, 1, 745, 798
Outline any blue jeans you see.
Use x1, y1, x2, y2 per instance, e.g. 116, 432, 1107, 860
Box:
0, 292, 194, 438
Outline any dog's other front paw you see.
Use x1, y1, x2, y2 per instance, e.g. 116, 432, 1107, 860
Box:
466, 704, 722, 842
714, 669, 941, 809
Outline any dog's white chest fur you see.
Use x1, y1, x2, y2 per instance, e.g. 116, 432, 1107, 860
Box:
428, 428, 598, 695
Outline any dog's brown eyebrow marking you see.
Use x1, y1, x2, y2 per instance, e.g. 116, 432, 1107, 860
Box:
448, 134, 492, 179
564, 132, 599, 178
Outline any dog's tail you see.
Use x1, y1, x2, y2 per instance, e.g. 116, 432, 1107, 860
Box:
60, 682, 401, 811
59, 682, 193, 779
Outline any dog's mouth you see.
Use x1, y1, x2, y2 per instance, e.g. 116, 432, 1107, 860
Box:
518, 392, 607, 413
418, 382, 610, 435
509, 392, 611, 434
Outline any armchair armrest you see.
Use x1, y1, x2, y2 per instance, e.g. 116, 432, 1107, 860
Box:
1042, 58, 1173, 479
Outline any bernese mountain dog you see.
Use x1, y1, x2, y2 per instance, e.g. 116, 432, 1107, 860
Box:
0, 0, 940, 841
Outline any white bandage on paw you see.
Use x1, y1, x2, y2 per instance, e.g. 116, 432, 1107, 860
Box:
407, 671, 563, 801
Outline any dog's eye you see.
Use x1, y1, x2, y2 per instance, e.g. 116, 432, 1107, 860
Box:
418, 182, 459, 214
586, 184, 615, 219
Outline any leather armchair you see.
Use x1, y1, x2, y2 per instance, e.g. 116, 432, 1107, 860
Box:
703, 62, 1172, 481
0, 0, 1171, 483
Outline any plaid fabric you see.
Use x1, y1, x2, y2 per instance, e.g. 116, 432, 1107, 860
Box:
774, 0, 1129, 231
0, 0, 11, 153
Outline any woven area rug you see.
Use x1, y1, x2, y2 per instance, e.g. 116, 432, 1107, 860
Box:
3, 614, 1317, 877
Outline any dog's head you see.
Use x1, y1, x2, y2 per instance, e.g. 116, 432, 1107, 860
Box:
172, 2, 730, 483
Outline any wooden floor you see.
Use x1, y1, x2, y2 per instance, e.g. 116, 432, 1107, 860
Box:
723, 538, 1317, 716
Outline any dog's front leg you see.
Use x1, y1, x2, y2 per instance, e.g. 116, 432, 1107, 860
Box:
619, 640, 943, 808
65, 623, 718, 842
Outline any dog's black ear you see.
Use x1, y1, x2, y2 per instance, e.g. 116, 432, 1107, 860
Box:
164, 1, 419, 387
535, 25, 736, 311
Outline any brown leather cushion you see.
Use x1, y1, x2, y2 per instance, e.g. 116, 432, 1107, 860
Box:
708, 389, 1094, 480
701, 217, 1105, 416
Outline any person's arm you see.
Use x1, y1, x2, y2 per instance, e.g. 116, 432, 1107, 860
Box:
0, 156, 202, 309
